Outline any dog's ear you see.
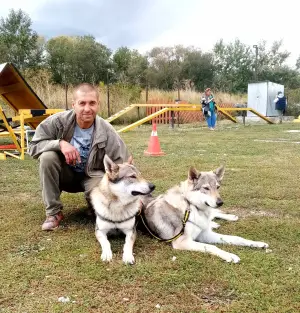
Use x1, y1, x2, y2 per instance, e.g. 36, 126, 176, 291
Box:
188, 167, 199, 181
104, 155, 119, 174
214, 165, 225, 182
127, 155, 134, 165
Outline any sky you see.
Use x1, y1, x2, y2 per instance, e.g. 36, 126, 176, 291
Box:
0, 0, 299, 66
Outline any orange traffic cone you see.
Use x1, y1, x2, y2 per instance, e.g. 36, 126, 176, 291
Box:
144, 123, 165, 156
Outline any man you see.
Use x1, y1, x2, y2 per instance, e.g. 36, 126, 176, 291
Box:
28, 83, 130, 230
274, 91, 287, 124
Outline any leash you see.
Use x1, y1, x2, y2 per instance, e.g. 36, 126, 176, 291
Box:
139, 203, 191, 243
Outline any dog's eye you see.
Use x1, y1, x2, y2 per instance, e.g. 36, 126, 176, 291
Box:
217, 185, 220, 189
129, 175, 137, 179
203, 186, 210, 190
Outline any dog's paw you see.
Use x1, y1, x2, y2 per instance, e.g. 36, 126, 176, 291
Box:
211, 222, 221, 229
226, 214, 239, 221
101, 249, 113, 262
122, 253, 135, 265
252, 241, 269, 249
221, 252, 240, 263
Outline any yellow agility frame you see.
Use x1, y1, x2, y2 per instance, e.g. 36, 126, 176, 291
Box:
0, 106, 64, 160
105, 103, 274, 133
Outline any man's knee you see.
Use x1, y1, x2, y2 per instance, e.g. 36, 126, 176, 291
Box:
39, 151, 62, 171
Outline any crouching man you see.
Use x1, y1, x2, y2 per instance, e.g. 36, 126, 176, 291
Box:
28, 83, 130, 230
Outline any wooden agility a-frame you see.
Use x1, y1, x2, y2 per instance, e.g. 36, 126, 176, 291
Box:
0, 63, 63, 160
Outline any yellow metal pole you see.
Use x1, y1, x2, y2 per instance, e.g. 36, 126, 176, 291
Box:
117, 108, 170, 133
132, 104, 202, 108
249, 109, 274, 124
0, 105, 21, 152
4, 151, 21, 159
219, 107, 274, 124
18, 109, 64, 115
216, 106, 237, 123
20, 110, 25, 159
106, 105, 136, 123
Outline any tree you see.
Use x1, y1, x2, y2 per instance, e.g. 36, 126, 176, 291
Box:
256, 40, 300, 88
213, 39, 253, 92
260, 66, 300, 89
46, 36, 74, 84
181, 48, 214, 91
113, 47, 132, 78
257, 40, 290, 71
146, 46, 186, 90
0, 9, 42, 69
296, 56, 300, 71
212, 39, 297, 92
113, 47, 148, 86
46, 35, 111, 85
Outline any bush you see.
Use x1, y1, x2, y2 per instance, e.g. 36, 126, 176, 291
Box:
286, 89, 300, 117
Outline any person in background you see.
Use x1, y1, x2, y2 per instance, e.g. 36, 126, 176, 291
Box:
201, 88, 217, 130
274, 91, 287, 124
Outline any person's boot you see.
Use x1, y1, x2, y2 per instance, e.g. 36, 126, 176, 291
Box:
41, 211, 64, 231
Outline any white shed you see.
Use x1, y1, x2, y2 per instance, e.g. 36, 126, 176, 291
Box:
247, 82, 284, 117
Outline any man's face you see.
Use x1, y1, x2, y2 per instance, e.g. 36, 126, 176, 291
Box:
72, 91, 99, 126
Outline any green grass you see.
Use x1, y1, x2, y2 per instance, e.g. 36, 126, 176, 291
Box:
1, 122, 300, 313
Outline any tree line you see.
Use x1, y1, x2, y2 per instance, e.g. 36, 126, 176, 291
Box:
1, 9, 300, 93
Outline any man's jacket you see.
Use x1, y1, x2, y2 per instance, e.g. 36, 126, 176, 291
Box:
28, 110, 130, 178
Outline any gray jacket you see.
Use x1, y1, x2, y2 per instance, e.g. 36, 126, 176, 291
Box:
28, 110, 130, 178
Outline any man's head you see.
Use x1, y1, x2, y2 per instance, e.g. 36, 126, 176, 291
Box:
205, 88, 211, 96
72, 83, 99, 128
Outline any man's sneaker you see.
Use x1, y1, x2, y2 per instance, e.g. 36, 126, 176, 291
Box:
42, 212, 64, 231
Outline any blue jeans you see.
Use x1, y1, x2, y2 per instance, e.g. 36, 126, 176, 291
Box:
206, 111, 216, 128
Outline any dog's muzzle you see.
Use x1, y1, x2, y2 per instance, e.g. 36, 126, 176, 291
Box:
131, 183, 155, 196
216, 198, 223, 207
205, 199, 223, 208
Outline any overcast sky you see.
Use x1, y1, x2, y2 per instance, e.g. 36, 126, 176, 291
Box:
0, 0, 299, 66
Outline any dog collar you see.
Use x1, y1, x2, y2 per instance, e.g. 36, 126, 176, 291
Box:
95, 210, 139, 224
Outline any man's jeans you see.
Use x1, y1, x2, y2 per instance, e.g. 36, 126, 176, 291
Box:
39, 151, 101, 216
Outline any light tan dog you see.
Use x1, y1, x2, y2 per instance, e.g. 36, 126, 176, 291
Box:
90, 155, 155, 264
143, 166, 268, 263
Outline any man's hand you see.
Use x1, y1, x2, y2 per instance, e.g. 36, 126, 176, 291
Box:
59, 140, 81, 165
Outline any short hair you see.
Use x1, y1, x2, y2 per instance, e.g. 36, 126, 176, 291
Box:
73, 83, 99, 100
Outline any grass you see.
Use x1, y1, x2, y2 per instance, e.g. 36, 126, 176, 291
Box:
1, 121, 300, 312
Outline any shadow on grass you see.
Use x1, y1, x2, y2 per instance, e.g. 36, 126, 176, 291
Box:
64, 207, 96, 226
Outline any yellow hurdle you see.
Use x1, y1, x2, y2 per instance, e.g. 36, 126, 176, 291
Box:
0, 153, 6, 160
